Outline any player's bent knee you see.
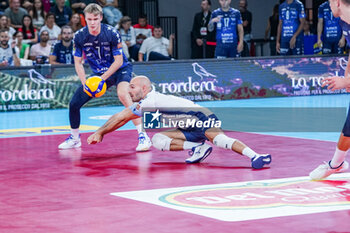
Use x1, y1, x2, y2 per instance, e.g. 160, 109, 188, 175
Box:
213, 134, 236, 150
152, 133, 172, 151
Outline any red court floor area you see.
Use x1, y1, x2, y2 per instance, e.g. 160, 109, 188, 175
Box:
1, 130, 350, 233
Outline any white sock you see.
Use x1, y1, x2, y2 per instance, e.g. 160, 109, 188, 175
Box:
183, 141, 201, 150
136, 124, 142, 134
330, 148, 348, 168
71, 128, 80, 139
242, 147, 257, 159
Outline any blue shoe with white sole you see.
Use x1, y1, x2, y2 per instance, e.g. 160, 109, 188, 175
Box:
186, 143, 213, 164
251, 154, 271, 169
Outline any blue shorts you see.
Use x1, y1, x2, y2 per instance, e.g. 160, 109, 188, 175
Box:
280, 38, 303, 55
215, 43, 239, 58
322, 40, 344, 55
97, 63, 133, 88
178, 113, 219, 142
342, 104, 350, 137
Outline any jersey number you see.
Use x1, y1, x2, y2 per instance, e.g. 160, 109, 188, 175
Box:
224, 18, 230, 27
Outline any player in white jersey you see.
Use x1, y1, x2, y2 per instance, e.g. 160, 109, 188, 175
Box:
87, 75, 271, 169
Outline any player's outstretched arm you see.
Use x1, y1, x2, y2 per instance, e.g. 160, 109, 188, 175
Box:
87, 108, 139, 144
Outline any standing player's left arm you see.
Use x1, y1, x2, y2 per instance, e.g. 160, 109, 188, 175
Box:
100, 42, 123, 81
323, 53, 350, 91
339, 34, 346, 48
237, 24, 244, 53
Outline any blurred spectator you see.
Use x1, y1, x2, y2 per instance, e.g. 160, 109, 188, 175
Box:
102, 0, 122, 26
117, 16, 137, 61
30, 29, 50, 62
71, 0, 103, 14
50, 0, 72, 27
265, 4, 279, 56
18, 15, 38, 44
42, 0, 50, 13
0, 0, 9, 14
138, 25, 174, 61
208, 0, 244, 58
29, 0, 46, 30
0, 29, 20, 66
134, 14, 153, 45
276, 0, 305, 55
68, 12, 83, 32
317, 0, 345, 54
49, 25, 74, 65
21, 0, 33, 12
39, 12, 61, 44
4, 0, 28, 29
191, 0, 216, 59
0, 15, 15, 38
14, 30, 30, 59
239, 0, 252, 50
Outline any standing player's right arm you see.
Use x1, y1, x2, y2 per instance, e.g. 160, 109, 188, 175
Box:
276, 19, 282, 53
87, 108, 139, 144
74, 55, 86, 85
317, 18, 323, 47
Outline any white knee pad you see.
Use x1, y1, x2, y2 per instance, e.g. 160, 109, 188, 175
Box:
152, 133, 172, 151
213, 134, 236, 149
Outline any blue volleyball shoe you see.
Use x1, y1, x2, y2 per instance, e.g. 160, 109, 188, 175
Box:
186, 143, 213, 163
251, 154, 272, 169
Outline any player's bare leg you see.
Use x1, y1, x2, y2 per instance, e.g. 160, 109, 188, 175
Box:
310, 133, 349, 180
117, 81, 151, 151
205, 128, 271, 169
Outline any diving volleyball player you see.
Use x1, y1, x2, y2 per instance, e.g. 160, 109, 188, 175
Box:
310, 0, 350, 179
87, 76, 271, 169
58, 3, 151, 151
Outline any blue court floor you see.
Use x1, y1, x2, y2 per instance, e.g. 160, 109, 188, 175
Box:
0, 94, 349, 141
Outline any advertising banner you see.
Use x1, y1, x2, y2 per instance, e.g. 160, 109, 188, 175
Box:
0, 56, 347, 112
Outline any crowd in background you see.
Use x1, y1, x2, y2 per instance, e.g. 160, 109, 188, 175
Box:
191, 0, 347, 59
0, 0, 346, 67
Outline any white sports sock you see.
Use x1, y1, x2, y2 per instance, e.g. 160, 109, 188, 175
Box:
136, 124, 142, 134
242, 147, 257, 159
330, 148, 348, 168
183, 141, 201, 150
71, 128, 80, 139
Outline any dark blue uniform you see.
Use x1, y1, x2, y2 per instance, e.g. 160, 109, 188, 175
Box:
210, 7, 242, 58
318, 1, 344, 54
279, 0, 305, 55
50, 41, 74, 64
69, 23, 133, 129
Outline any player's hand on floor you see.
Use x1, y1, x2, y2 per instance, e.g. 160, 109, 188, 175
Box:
87, 133, 103, 144
322, 77, 348, 91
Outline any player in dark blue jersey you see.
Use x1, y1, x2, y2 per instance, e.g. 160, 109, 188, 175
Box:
276, 0, 305, 56
58, 3, 151, 151
208, 0, 243, 58
49, 26, 74, 65
310, 0, 350, 180
317, 1, 345, 55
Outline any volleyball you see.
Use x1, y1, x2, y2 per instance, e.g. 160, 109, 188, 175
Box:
84, 76, 107, 98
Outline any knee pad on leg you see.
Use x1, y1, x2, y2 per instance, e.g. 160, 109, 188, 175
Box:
152, 133, 172, 151
213, 134, 236, 149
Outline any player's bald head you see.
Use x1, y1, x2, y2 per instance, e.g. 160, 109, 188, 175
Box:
131, 76, 152, 90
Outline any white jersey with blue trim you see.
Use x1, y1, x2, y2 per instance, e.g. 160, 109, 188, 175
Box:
131, 90, 204, 117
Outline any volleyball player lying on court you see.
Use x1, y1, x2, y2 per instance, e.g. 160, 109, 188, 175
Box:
87, 75, 271, 169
